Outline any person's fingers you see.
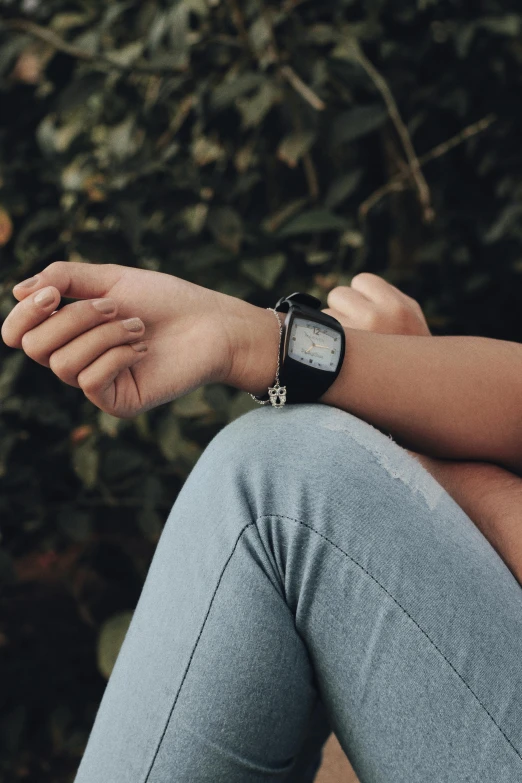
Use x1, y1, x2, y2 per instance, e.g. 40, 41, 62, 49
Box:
2, 285, 63, 348
4, 297, 123, 358
322, 307, 353, 328
11, 260, 124, 302
77, 344, 148, 418
49, 317, 147, 388
350, 272, 407, 309
326, 286, 377, 328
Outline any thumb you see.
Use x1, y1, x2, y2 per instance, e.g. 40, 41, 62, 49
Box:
12, 261, 124, 302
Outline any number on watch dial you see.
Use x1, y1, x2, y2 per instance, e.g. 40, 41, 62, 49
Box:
288, 317, 341, 372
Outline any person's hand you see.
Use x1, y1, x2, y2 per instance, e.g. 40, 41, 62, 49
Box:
320, 273, 522, 584
1, 261, 277, 418
321, 272, 431, 458
322, 272, 431, 336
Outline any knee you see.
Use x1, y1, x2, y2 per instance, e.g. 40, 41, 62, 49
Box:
198, 403, 446, 518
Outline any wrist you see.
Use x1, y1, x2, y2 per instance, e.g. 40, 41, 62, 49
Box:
221, 299, 284, 395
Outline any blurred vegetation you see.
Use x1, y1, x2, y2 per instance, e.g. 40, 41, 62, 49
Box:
1, 0, 522, 780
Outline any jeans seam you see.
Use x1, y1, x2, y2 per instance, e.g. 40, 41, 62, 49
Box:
261, 513, 522, 766
144, 512, 521, 782
143, 519, 257, 782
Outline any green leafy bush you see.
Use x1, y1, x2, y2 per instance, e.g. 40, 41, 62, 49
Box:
1, 1, 522, 779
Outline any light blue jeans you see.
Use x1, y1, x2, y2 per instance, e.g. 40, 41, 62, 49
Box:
74, 404, 522, 782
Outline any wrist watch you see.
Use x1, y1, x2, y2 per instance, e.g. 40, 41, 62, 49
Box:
257, 292, 346, 405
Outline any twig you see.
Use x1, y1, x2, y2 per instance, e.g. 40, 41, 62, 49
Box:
226, 0, 252, 52
279, 65, 325, 111
226, 2, 325, 112
359, 113, 497, 219
302, 151, 319, 199
349, 39, 433, 222
417, 113, 496, 167
2, 19, 187, 74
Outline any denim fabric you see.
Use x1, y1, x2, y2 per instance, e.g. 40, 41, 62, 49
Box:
74, 403, 522, 782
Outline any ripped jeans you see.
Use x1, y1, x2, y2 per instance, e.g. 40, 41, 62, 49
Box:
74, 404, 522, 783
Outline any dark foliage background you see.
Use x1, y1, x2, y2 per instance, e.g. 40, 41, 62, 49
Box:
1, 0, 522, 780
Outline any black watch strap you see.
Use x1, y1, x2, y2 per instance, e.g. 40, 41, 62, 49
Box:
274, 293, 345, 405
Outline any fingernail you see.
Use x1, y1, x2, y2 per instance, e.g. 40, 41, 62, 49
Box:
121, 317, 143, 332
34, 287, 55, 307
92, 298, 116, 314
130, 341, 147, 352
15, 275, 40, 289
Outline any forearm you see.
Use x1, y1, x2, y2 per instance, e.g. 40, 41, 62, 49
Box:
321, 328, 522, 474
409, 453, 522, 585
228, 307, 522, 475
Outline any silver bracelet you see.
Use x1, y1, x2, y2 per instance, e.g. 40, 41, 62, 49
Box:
249, 308, 287, 408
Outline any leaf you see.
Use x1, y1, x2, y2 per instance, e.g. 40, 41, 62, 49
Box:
325, 170, 362, 208
0, 353, 24, 401
191, 136, 225, 166
72, 438, 99, 489
483, 204, 522, 244
340, 230, 364, 248
216, 279, 255, 298
105, 116, 140, 161
136, 508, 164, 542
70, 29, 100, 56
276, 209, 351, 237
0, 35, 29, 77
102, 447, 145, 481
158, 415, 183, 461
262, 197, 309, 233
182, 203, 208, 234
177, 439, 202, 471
57, 510, 92, 543
0, 432, 18, 479
277, 131, 316, 168
478, 15, 521, 37
173, 387, 213, 418
305, 24, 338, 44
61, 158, 92, 191
207, 207, 243, 254
97, 612, 133, 679
237, 81, 280, 129
36, 114, 84, 155
51, 12, 92, 32
190, 243, 233, 270
240, 253, 286, 289
249, 16, 272, 53
305, 251, 331, 266
97, 410, 122, 438
329, 104, 388, 147
228, 390, 259, 422
211, 72, 264, 109
166, 3, 190, 70
105, 41, 145, 67
330, 35, 363, 62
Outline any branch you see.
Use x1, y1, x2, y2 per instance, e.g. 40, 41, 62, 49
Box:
348, 38, 433, 222
279, 65, 325, 111
226, 3, 325, 112
1, 19, 187, 74
359, 114, 497, 219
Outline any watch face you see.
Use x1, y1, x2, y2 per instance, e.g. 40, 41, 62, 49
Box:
288, 316, 342, 372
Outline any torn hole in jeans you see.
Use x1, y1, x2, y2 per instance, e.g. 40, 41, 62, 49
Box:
321, 407, 445, 512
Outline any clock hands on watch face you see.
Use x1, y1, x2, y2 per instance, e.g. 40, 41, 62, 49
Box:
304, 331, 328, 354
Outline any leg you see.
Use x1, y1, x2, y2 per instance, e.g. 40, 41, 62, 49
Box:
74, 404, 522, 783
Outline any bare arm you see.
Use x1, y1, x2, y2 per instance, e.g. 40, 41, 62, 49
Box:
249, 273, 522, 586
242, 273, 522, 584
233, 314, 522, 477
4, 264, 520, 583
